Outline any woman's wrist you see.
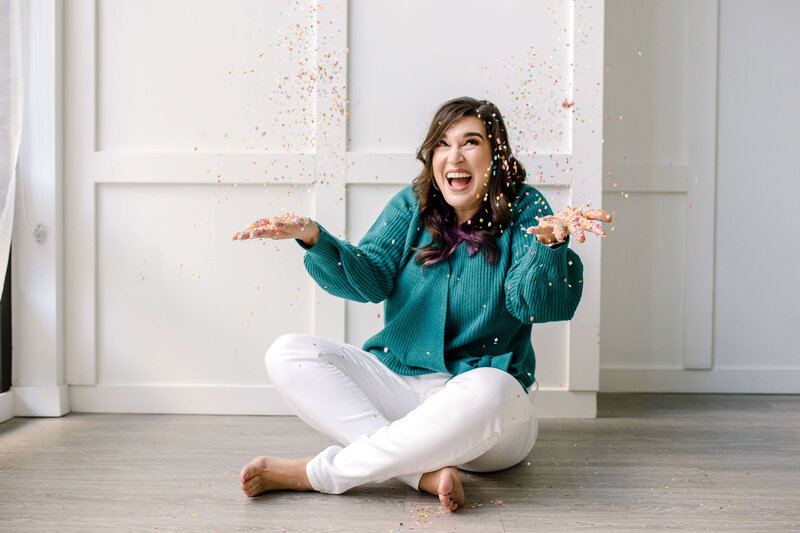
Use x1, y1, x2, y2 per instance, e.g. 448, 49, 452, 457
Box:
300, 222, 321, 248
536, 234, 567, 247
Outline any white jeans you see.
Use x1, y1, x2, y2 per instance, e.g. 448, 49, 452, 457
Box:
265, 333, 538, 494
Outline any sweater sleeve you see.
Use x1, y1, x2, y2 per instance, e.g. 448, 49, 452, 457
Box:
504, 187, 584, 324
297, 190, 413, 303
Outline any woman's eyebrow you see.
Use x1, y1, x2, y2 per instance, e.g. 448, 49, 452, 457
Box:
442, 131, 485, 141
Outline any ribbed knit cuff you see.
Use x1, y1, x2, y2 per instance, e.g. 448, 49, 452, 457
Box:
529, 236, 570, 265
296, 223, 341, 262
544, 239, 568, 249
505, 237, 571, 318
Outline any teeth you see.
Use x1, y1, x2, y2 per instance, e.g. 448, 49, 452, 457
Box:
446, 172, 471, 178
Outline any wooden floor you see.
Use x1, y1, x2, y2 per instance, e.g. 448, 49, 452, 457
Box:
1, 394, 798, 532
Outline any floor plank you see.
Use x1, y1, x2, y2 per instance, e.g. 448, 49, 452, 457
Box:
0, 394, 798, 532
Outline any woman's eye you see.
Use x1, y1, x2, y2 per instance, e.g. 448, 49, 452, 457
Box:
437, 140, 448, 147
465, 139, 479, 145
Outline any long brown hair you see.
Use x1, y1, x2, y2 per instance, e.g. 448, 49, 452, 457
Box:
412, 97, 527, 267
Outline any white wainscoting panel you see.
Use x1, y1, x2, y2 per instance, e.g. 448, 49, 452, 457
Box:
600, 192, 686, 368
62, 0, 605, 417
602, 0, 690, 167
347, 0, 574, 155
96, 0, 316, 153
529, 185, 570, 391
600, 0, 721, 389
96, 184, 314, 386
344, 183, 405, 348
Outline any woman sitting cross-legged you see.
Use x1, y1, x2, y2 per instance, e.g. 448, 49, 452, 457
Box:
232, 96, 611, 511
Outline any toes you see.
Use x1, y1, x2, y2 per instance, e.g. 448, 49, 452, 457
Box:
240, 456, 266, 483
240, 465, 254, 484
440, 494, 457, 512
239, 466, 259, 496
244, 476, 262, 497
439, 494, 448, 508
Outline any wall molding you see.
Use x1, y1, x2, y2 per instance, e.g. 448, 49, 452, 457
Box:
601, 367, 800, 394
12, 0, 68, 411
0, 390, 14, 423
69, 384, 596, 419
682, 0, 719, 370
536, 390, 596, 419
69, 384, 293, 416
13, 385, 69, 416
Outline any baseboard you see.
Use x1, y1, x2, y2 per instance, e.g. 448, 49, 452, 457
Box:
69, 384, 295, 415
13, 385, 70, 417
69, 384, 597, 418
600, 367, 800, 393
535, 390, 596, 418
0, 391, 14, 423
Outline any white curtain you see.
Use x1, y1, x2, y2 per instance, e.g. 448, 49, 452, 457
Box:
0, 0, 22, 299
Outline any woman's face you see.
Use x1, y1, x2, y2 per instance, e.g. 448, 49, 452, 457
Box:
432, 116, 493, 224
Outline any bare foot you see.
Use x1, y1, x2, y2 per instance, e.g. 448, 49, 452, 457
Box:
239, 456, 314, 497
419, 466, 465, 511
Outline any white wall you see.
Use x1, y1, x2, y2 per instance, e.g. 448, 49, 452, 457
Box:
17, 1, 797, 424
714, 0, 800, 376
11, 0, 69, 417
600, 0, 800, 392
8, 0, 608, 419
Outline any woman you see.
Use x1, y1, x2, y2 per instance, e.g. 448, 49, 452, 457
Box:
232, 97, 611, 511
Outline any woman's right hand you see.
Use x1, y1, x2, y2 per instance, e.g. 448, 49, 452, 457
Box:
232, 214, 320, 247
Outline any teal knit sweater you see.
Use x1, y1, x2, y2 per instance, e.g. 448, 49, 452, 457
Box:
298, 184, 583, 390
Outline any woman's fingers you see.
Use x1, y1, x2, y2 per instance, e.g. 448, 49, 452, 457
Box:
233, 218, 273, 240
250, 227, 273, 238
526, 224, 562, 245
233, 213, 313, 241
578, 209, 610, 237
582, 209, 612, 222
248, 218, 271, 228
568, 222, 585, 243
553, 224, 568, 242
525, 225, 553, 235
525, 206, 611, 245
526, 223, 564, 241
526, 214, 558, 234
579, 217, 607, 236
232, 225, 281, 240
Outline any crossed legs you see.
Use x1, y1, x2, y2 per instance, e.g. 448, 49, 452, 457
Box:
240, 334, 537, 510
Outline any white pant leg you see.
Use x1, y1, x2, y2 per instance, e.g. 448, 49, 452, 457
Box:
306, 366, 537, 495
265, 333, 429, 488
459, 384, 538, 473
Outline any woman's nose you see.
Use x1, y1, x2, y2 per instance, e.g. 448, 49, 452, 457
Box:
446, 146, 464, 163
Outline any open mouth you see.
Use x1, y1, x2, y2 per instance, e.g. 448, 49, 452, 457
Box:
446, 171, 472, 191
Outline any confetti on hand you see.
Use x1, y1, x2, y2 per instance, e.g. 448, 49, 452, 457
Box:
231, 213, 317, 242
525, 206, 612, 244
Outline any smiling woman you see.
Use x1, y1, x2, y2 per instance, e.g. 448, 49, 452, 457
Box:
231, 96, 611, 511
412, 97, 525, 267
433, 118, 491, 211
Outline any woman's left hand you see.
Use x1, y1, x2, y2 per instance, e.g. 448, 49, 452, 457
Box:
231, 214, 319, 246
525, 206, 612, 244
